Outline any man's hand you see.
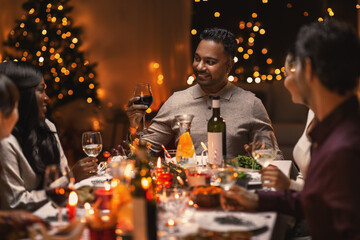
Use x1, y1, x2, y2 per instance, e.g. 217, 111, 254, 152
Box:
260, 165, 290, 190
71, 157, 98, 182
220, 186, 259, 212
126, 96, 148, 129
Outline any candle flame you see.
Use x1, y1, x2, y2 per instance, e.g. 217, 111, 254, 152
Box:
104, 181, 111, 191
141, 177, 150, 190
124, 163, 133, 179
157, 157, 162, 168
68, 191, 78, 206
111, 179, 118, 188
84, 202, 91, 210
167, 219, 175, 226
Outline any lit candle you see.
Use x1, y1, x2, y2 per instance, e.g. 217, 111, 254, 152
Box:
95, 181, 113, 209
67, 190, 78, 222
166, 219, 176, 227
156, 157, 163, 175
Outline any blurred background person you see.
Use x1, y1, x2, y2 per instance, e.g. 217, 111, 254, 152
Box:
221, 19, 360, 239
0, 73, 47, 239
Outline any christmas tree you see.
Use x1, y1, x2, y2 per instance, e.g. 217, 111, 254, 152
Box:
2, 0, 99, 111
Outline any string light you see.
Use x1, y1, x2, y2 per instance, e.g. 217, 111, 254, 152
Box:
214, 12, 220, 17
187, 75, 195, 85
247, 77, 253, 83
238, 47, 244, 53
87, 97, 93, 103
304, 11, 309, 17
253, 71, 260, 77
191, 29, 197, 35
318, 17, 324, 22
255, 77, 261, 83
228, 75, 234, 82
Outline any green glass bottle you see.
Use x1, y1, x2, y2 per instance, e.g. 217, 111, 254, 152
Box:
130, 140, 157, 240
207, 96, 226, 166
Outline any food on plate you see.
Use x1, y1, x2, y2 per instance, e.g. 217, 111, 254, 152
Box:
231, 155, 262, 170
192, 186, 222, 195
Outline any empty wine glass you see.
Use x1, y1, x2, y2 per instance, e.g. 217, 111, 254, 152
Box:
251, 131, 277, 190
133, 83, 153, 136
44, 164, 71, 224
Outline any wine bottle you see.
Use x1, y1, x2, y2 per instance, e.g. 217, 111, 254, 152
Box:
207, 96, 226, 165
130, 140, 157, 240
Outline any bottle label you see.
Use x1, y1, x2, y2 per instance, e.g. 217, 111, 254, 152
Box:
212, 99, 220, 108
132, 198, 148, 240
208, 132, 223, 165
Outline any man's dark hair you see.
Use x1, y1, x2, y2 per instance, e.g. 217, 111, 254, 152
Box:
200, 28, 238, 58
295, 20, 360, 95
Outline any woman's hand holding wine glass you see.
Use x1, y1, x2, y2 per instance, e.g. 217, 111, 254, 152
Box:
71, 131, 101, 182
251, 131, 277, 190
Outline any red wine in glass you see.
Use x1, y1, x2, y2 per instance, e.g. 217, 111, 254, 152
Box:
133, 83, 153, 135
134, 95, 153, 107
45, 187, 71, 207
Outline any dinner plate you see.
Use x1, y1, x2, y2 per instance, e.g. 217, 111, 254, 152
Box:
197, 212, 267, 233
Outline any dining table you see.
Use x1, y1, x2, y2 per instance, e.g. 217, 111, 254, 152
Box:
32, 160, 293, 240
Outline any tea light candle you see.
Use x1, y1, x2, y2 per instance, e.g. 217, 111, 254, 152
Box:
95, 181, 113, 209
66, 191, 78, 221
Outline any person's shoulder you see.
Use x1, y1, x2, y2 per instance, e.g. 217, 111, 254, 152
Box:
0, 134, 18, 146
45, 118, 57, 131
0, 134, 20, 155
229, 84, 258, 103
166, 85, 196, 103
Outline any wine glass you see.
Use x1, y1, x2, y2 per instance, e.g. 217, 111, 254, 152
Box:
214, 166, 237, 216
82, 131, 103, 174
251, 131, 277, 190
214, 166, 237, 191
133, 83, 153, 136
44, 164, 71, 224
82, 131, 103, 157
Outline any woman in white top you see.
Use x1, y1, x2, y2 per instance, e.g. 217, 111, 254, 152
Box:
0, 61, 98, 211
261, 47, 314, 191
